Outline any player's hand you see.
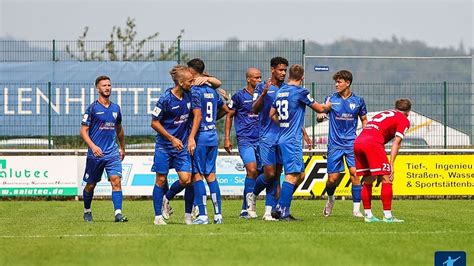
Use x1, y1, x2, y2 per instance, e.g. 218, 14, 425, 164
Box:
171, 137, 184, 151
217, 88, 230, 101
91, 145, 103, 157
389, 167, 395, 182
119, 148, 126, 161
262, 79, 271, 94
316, 113, 328, 122
193, 77, 208, 86
224, 138, 232, 154
188, 138, 196, 156
304, 135, 313, 150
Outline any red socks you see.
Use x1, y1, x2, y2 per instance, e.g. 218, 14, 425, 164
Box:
381, 183, 393, 211
361, 183, 373, 209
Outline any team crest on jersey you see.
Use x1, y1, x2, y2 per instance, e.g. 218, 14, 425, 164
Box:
187, 103, 191, 110
113, 112, 118, 119
350, 103, 356, 110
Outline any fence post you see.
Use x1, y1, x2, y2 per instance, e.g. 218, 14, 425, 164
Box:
301, 39, 305, 65
312, 82, 316, 148
443, 81, 447, 149
52, 39, 56, 61
177, 39, 181, 64
48, 81, 52, 149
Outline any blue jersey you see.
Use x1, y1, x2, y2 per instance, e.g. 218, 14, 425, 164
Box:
254, 81, 286, 143
81, 101, 122, 158
152, 88, 192, 149
229, 88, 259, 146
324, 92, 367, 148
191, 84, 224, 146
272, 85, 314, 144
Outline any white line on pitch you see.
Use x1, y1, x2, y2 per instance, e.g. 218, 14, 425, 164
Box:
0, 230, 471, 239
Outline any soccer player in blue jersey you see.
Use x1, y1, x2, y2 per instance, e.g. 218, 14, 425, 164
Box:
187, 58, 228, 225
150, 65, 194, 225
270, 64, 330, 221
318, 70, 368, 218
248, 57, 288, 220
224, 67, 261, 218
80, 75, 127, 223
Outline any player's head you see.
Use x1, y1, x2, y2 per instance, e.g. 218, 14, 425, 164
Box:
270, 57, 288, 83
288, 64, 304, 83
95, 75, 111, 98
170, 65, 193, 91
395, 98, 411, 116
246, 67, 262, 89
187, 58, 205, 76
333, 70, 353, 93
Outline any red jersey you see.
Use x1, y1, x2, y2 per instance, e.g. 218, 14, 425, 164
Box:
358, 109, 410, 144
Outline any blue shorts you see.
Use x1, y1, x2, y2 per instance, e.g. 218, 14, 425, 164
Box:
327, 147, 355, 174
279, 141, 304, 174
259, 141, 282, 166
238, 144, 260, 167
192, 145, 217, 175
83, 155, 122, 184
151, 147, 192, 174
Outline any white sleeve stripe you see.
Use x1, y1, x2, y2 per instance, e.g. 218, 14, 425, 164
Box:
395, 132, 404, 139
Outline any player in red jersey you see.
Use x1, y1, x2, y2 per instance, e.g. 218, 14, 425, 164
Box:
353, 98, 411, 223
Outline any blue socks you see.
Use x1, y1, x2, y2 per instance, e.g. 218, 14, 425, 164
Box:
194, 180, 207, 216
152, 185, 164, 216
253, 174, 268, 196
242, 177, 256, 210
352, 184, 361, 203
166, 180, 186, 200
208, 180, 221, 215
111, 191, 123, 211
279, 181, 295, 218
265, 178, 278, 209
184, 185, 194, 214
83, 188, 94, 210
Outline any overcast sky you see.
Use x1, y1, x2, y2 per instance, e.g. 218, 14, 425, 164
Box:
1, 0, 472, 50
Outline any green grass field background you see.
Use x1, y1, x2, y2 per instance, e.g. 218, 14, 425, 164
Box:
0, 199, 472, 265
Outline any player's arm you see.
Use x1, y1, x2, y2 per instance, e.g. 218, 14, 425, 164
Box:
389, 136, 403, 182
194, 76, 222, 88
224, 109, 235, 154
151, 119, 184, 150
80, 125, 103, 157
269, 107, 279, 123
115, 124, 126, 160
359, 114, 368, 128
302, 127, 312, 150
252, 80, 271, 114
309, 101, 331, 113
217, 104, 230, 120
188, 108, 202, 155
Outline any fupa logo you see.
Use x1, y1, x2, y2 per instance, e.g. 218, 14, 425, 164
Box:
0, 159, 49, 179
434, 251, 466, 266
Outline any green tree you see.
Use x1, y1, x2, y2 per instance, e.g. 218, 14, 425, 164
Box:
65, 17, 188, 62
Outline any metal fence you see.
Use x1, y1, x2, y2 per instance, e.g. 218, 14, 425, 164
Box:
0, 40, 473, 149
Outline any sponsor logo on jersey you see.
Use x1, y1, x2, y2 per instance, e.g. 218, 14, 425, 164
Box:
96, 111, 105, 115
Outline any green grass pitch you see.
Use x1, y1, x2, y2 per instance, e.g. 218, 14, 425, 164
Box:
0, 199, 472, 265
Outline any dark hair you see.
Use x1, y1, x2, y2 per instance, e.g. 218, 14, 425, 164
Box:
395, 98, 412, 112
270, 57, 289, 68
332, 70, 353, 85
288, 64, 304, 80
187, 58, 205, 74
95, 75, 110, 87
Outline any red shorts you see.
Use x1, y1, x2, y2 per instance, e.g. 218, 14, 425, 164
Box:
354, 137, 391, 177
